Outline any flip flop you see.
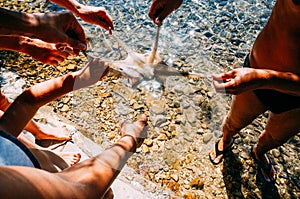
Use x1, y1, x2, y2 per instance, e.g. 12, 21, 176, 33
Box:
209, 137, 235, 165
251, 148, 277, 183
35, 139, 73, 149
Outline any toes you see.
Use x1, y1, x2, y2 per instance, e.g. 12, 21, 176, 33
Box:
209, 149, 223, 165
70, 153, 81, 166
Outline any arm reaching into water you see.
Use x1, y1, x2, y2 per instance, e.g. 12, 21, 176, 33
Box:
0, 36, 73, 65
50, 0, 114, 32
213, 67, 300, 96
0, 8, 86, 54
0, 58, 109, 137
148, 0, 183, 26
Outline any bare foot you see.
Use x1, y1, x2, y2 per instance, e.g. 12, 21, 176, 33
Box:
120, 114, 148, 148
30, 149, 81, 172
57, 152, 81, 167
27, 121, 72, 141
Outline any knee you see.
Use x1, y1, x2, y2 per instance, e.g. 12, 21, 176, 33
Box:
222, 115, 242, 133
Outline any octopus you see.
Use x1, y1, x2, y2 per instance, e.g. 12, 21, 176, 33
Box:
84, 27, 209, 88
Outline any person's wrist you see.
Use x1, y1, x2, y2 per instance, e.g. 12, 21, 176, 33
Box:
72, 2, 85, 16
18, 36, 32, 54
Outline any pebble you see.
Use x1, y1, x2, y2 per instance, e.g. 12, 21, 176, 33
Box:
190, 178, 204, 190
202, 133, 213, 144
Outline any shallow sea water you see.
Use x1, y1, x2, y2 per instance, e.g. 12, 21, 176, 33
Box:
63, 1, 290, 198
60, 0, 282, 197
9, 0, 297, 198
69, 0, 275, 137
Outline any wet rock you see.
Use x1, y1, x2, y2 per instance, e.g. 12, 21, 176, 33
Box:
190, 178, 204, 190
152, 115, 168, 127
184, 135, 194, 142
170, 174, 179, 182
60, 105, 70, 112
142, 145, 150, 153
157, 134, 168, 141
183, 107, 198, 125
203, 133, 213, 144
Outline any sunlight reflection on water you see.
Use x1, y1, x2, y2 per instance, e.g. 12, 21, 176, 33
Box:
77, 0, 275, 148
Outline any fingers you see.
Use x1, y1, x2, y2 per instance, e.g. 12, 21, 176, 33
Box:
148, 2, 165, 26
38, 48, 72, 65
213, 78, 235, 91
120, 114, 148, 138
212, 70, 235, 81
92, 17, 114, 33
135, 114, 148, 128
212, 71, 237, 93
53, 11, 87, 51
148, 0, 183, 26
56, 44, 75, 54
64, 27, 87, 52
65, 37, 86, 51
96, 12, 114, 32
77, 6, 114, 33
40, 54, 66, 66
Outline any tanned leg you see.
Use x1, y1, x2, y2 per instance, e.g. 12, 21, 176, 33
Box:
253, 108, 300, 181
0, 115, 148, 199
0, 91, 71, 141
210, 91, 267, 163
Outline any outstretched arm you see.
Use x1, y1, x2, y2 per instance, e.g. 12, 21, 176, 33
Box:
0, 36, 72, 65
213, 67, 300, 96
0, 115, 148, 199
0, 8, 86, 53
50, 0, 114, 32
0, 58, 109, 137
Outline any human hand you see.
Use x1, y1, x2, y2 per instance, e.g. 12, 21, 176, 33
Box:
148, 0, 183, 26
212, 68, 266, 95
33, 11, 87, 55
77, 5, 114, 33
73, 58, 109, 90
20, 36, 73, 65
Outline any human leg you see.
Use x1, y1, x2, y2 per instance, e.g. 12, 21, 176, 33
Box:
24, 121, 72, 141
0, 91, 71, 141
0, 115, 148, 199
210, 91, 267, 164
17, 132, 81, 170
29, 148, 81, 172
253, 108, 300, 181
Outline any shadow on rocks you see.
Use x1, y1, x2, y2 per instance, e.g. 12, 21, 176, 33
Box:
222, 150, 244, 198
252, 150, 280, 199
255, 175, 280, 199
278, 138, 300, 199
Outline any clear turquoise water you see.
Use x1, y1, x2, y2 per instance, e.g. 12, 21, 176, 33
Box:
82, 0, 275, 75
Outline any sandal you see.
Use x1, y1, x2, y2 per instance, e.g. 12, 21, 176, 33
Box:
251, 148, 277, 183
209, 137, 235, 165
